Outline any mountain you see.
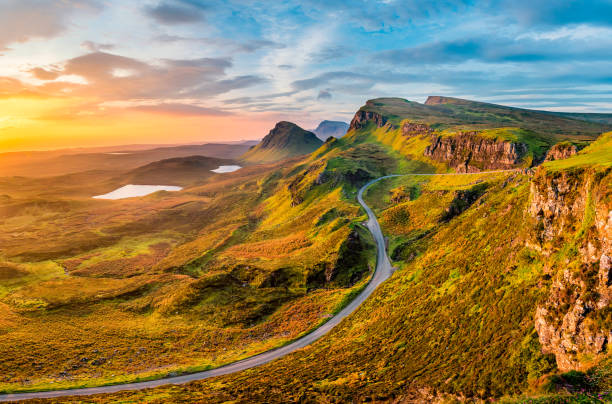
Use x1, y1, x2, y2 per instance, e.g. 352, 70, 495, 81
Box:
311, 120, 349, 140
241, 121, 323, 163
122, 155, 236, 186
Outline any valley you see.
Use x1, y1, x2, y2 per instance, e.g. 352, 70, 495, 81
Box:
0, 97, 611, 403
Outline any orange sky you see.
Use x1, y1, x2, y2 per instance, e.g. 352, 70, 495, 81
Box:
0, 93, 281, 152
0, 96, 273, 151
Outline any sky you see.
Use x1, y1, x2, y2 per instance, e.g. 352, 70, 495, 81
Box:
1, 0, 612, 152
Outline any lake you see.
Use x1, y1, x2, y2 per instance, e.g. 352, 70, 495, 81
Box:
211, 165, 242, 173
93, 184, 182, 200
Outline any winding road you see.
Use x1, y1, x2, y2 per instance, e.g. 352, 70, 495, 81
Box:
0, 172, 509, 402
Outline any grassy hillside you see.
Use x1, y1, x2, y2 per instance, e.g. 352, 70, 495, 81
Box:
241, 121, 323, 163
121, 155, 235, 186
1, 98, 610, 402
0, 143, 380, 392
359, 96, 611, 142
56, 107, 612, 404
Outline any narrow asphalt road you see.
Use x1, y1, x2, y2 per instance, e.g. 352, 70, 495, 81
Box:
0, 175, 398, 403
0, 171, 512, 402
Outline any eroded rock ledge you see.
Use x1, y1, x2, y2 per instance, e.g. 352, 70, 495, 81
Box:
424, 132, 528, 172
530, 167, 611, 371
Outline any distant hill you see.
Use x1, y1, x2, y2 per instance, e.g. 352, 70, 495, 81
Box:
241, 121, 323, 163
350, 96, 612, 142
1, 143, 252, 178
123, 155, 235, 186
311, 120, 349, 140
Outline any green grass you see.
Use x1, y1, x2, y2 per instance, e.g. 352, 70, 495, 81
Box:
544, 132, 612, 170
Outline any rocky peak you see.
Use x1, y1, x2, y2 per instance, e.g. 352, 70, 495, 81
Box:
544, 143, 578, 162
424, 131, 528, 172
259, 121, 319, 149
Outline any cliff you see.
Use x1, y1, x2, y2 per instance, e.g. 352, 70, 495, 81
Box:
424, 131, 529, 172
544, 142, 578, 162
530, 166, 612, 371
348, 110, 390, 131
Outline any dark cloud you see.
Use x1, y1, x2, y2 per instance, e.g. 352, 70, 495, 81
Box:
278, 64, 294, 70
317, 90, 332, 100
145, 1, 208, 25
129, 103, 232, 116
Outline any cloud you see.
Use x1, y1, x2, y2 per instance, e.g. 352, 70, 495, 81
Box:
0, 0, 102, 50
154, 35, 284, 53
20, 51, 264, 109
291, 71, 417, 91
375, 35, 612, 65
145, 1, 208, 25
187, 75, 267, 97
28, 67, 61, 81
317, 90, 332, 100
496, 0, 612, 27
81, 40, 115, 52
129, 102, 232, 116
309, 45, 353, 63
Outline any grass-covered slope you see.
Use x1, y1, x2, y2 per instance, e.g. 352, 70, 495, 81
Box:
241, 121, 323, 164
0, 138, 382, 392
121, 155, 235, 186
357, 96, 610, 141
76, 124, 611, 404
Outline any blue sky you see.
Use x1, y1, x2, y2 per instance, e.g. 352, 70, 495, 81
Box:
1, 0, 612, 149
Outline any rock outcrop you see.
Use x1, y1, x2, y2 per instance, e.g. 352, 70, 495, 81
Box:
530, 167, 612, 371
401, 122, 433, 138
424, 132, 528, 172
349, 110, 389, 131
544, 143, 578, 162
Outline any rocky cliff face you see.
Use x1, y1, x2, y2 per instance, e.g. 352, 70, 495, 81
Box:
544, 143, 578, 162
349, 110, 389, 131
529, 167, 612, 371
401, 122, 433, 137
424, 132, 529, 172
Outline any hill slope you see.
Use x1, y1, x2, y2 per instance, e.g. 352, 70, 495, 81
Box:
122, 155, 236, 186
1, 97, 610, 403
241, 121, 323, 163
351, 96, 611, 141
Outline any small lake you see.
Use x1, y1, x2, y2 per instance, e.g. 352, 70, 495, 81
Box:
93, 184, 182, 200
211, 165, 242, 173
